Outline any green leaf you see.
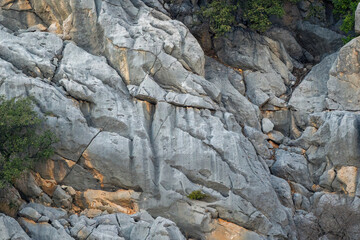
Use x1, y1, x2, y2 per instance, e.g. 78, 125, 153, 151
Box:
0, 96, 57, 188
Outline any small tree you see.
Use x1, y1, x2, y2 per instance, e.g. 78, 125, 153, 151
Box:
0, 97, 57, 187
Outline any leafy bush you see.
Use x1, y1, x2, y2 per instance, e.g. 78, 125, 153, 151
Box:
200, 0, 237, 36
187, 190, 207, 200
200, 0, 300, 36
0, 97, 57, 187
332, 0, 360, 42
242, 0, 285, 32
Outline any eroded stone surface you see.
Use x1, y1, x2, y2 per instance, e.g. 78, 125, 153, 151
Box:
1, 1, 360, 239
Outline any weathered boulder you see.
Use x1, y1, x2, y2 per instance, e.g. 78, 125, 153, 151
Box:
19, 217, 73, 240
265, 27, 305, 61
271, 149, 313, 190
18, 207, 42, 222
289, 53, 338, 127
0, 186, 25, 217
23, 203, 67, 222
270, 175, 294, 209
327, 37, 360, 111
0, 214, 30, 240
244, 71, 287, 108
296, 21, 343, 60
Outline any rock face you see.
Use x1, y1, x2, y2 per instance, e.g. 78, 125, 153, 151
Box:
327, 38, 360, 111
0, 0, 360, 239
289, 53, 338, 127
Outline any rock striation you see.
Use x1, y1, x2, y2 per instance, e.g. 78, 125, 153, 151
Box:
0, 0, 359, 239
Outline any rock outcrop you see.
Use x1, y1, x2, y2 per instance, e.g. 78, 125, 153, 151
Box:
0, 0, 359, 239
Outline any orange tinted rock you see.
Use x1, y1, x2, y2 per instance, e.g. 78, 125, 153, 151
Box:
74, 189, 140, 215
0, 186, 25, 217
35, 173, 57, 196
334, 166, 358, 196
206, 219, 264, 240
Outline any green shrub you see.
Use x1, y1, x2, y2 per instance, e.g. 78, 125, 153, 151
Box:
200, 0, 237, 36
306, 4, 326, 21
200, 0, 300, 36
243, 0, 285, 33
332, 0, 360, 43
0, 97, 57, 188
187, 190, 207, 200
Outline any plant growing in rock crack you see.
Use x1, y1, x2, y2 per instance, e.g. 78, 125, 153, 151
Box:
187, 190, 207, 200
0, 96, 57, 188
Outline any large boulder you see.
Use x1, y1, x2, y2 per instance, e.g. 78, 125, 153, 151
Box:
0, 214, 30, 240
327, 37, 360, 111
295, 21, 343, 60
265, 27, 305, 61
289, 52, 338, 127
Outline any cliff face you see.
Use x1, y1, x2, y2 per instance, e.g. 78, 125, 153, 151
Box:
0, 0, 360, 239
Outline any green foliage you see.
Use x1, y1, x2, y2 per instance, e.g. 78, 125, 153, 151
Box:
200, 0, 300, 36
187, 190, 207, 200
307, 4, 326, 21
332, 0, 360, 42
0, 97, 57, 188
200, 0, 237, 36
242, 0, 284, 32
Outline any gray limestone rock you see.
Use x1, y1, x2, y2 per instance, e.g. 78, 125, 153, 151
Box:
129, 221, 151, 240
0, 214, 30, 240
243, 126, 272, 160
296, 21, 343, 59
0, 29, 63, 79
116, 213, 136, 239
147, 217, 186, 240
270, 175, 293, 209
165, 92, 216, 110
293, 211, 321, 240
268, 131, 285, 144
18, 207, 42, 222
88, 225, 122, 240
262, 118, 275, 134
128, 75, 167, 103
0, 1, 300, 238
271, 149, 313, 190
53, 186, 72, 209
13, 172, 43, 200
205, 56, 261, 129
214, 28, 293, 81
19, 218, 73, 240
24, 203, 67, 221
38, 216, 50, 223
289, 53, 338, 128
265, 27, 304, 61
244, 71, 287, 108
262, 110, 292, 136
327, 37, 360, 111
355, 3, 360, 34
303, 112, 360, 184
